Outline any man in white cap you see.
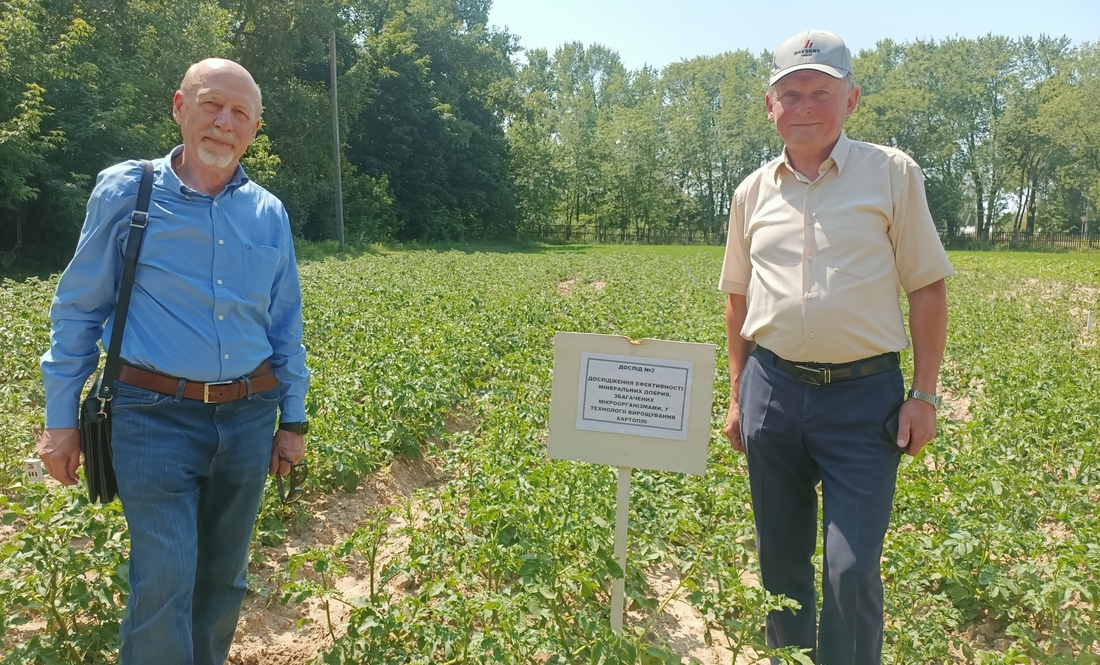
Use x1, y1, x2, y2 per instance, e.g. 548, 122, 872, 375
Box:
718, 30, 952, 663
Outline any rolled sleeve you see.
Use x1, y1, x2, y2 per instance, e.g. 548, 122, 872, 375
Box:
718, 192, 751, 295
267, 211, 310, 423
889, 158, 954, 293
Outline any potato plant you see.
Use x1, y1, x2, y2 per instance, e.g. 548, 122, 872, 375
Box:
0, 247, 1097, 663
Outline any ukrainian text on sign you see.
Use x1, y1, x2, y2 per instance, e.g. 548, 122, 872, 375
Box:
576, 352, 693, 440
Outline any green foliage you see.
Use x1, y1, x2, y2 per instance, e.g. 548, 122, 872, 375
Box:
512, 37, 1100, 242
848, 36, 1100, 237
0, 277, 52, 488
0, 486, 129, 664
2, 247, 1098, 663
0, 0, 517, 259
2, 0, 1098, 256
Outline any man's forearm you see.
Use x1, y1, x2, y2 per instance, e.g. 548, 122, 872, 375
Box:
906, 279, 948, 394
726, 294, 754, 400
42, 320, 110, 428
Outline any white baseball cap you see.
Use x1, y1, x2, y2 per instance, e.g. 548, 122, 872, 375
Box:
770, 30, 853, 86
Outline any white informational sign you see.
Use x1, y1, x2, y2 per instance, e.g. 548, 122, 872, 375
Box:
549, 332, 715, 476
547, 331, 717, 633
548, 332, 717, 634
576, 353, 693, 440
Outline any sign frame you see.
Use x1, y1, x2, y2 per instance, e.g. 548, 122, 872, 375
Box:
549, 332, 715, 476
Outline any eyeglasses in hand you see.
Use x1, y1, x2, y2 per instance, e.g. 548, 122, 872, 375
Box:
276, 457, 308, 505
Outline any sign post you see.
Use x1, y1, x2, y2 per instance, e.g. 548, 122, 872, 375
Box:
611, 465, 630, 632
549, 332, 715, 633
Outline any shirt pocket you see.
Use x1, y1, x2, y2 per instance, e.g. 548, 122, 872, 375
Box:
819, 210, 892, 280
819, 208, 888, 232
829, 263, 877, 280
240, 244, 281, 303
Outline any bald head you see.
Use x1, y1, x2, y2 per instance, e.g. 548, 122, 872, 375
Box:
172, 58, 263, 177
179, 59, 262, 117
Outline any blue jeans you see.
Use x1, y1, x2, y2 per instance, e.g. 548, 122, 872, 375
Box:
110, 379, 279, 665
740, 348, 904, 665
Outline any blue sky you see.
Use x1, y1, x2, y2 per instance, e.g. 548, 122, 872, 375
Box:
488, 0, 1099, 71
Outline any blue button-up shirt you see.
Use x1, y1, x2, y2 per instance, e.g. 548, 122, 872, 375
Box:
41, 146, 309, 428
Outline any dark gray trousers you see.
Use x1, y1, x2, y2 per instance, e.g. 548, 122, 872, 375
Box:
740, 347, 905, 665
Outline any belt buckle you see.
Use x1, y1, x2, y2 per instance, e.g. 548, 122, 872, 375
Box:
794, 365, 831, 385
203, 380, 236, 403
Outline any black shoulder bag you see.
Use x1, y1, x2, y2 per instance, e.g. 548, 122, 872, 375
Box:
78, 159, 154, 504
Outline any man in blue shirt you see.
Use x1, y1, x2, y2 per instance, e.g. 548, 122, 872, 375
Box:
37, 58, 310, 665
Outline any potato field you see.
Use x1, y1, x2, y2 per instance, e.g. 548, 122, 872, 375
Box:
0, 245, 1098, 664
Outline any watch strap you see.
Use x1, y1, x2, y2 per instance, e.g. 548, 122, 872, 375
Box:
908, 389, 942, 408
279, 421, 309, 435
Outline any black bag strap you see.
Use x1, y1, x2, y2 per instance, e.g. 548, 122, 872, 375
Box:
97, 159, 154, 401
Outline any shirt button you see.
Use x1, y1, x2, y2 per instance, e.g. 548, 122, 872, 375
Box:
186, 196, 192, 201
218, 315, 224, 320
213, 201, 218, 207
224, 354, 230, 359
808, 256, 814, 262
807, 293, 815, 299
809, 185, 816, 190
218, 239, 224, 245
217, 279, 223, 285
809, 332, 816, 338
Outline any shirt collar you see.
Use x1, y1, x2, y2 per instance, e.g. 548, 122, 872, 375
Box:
830, 132, 852, 175
773, 131, 853, 183
162, 145, 250, 198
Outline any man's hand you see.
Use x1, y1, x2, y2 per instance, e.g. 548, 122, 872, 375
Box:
723, 402, 744, 453
269, 429, 305, 476
904, 278, 947, 457
723, 293, 752, 456
38, 428, 81, 485
896, 398, 937, 456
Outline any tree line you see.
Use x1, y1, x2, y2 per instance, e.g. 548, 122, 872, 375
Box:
512, 36, 1100, 243
2, 0, 1098, 262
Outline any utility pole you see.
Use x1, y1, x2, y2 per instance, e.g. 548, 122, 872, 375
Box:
330, 30, 345, 253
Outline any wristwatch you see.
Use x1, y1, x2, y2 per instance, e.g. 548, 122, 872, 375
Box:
908, 389, 942, 409
278, 421, 310, 435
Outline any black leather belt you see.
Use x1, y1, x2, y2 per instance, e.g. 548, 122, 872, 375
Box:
757, 347, 899, 385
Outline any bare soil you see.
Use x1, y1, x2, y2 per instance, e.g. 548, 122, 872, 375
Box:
941, 388, 972, 424
557, 278, 607, 297
227, 456, 444, 665
226, 454, 764, 664
630, 563, 763, 665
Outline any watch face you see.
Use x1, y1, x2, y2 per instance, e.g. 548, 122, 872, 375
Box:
281, 421, 309, 435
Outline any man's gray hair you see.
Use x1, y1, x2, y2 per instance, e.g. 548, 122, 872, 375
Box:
767, 73, 859, 95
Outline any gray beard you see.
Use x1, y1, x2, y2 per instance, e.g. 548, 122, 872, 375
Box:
198, 144, 235, 169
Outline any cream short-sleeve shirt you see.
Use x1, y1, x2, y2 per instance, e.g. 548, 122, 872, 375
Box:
718, 132, 954, 364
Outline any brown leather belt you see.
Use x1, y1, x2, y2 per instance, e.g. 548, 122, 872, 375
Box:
116, 361, 279, 403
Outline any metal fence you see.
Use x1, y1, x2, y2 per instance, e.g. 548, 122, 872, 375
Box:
940, 231, 1100, 250
525, 225, 1100, 251
525, 225, 725, 246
